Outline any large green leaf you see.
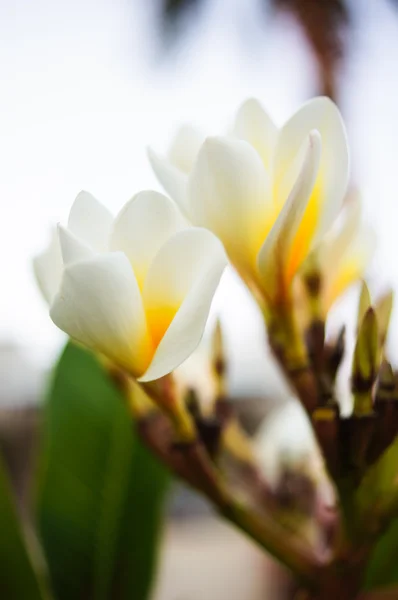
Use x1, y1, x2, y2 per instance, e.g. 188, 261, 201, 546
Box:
356, 438, 398, 532
109, 432, 171, 600
364, 519, 398, 590
36, 342, 170, 600
0, 451, 50, 599
357, 438, 398, 590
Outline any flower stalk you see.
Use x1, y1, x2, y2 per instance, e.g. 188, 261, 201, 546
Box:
140, 378, 197, 443
266, 297, 319, 414
114, 366, 326, 587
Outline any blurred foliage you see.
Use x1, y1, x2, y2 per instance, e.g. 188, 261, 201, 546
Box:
159, 0, 350, 96
157, 0, 398, 98
159, 0, 350, 40
162, 0, 200, 21
0, 451, 49, 599
36, 343, 170, 600
161, 0, 202, 40
273, 0, 349, 97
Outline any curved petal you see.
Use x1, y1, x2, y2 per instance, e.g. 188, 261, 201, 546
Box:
110, 190, 186, 288
57, 224, 94, 265
168, 124, 204, 174
274, 97, 349, 242
50, 252, 152, 377
188, 136, 272, 272
318, 190, 362, 275
68, 190, 113, 252
325, 224, 376, 311
258, 131, 322, 301
33, 228, 63, 305
147, 147, 189, 216
138, 228, 227, 382
234, 98, 278, 171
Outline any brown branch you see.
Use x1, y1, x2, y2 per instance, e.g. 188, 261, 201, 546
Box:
136, 411, 325, 586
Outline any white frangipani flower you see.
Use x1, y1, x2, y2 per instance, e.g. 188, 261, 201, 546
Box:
314, 192, 376, 314
34, 228, 63, 305
148, 124, 204, 215
33, 191, 114, 305
149, 97, 349, 304
34, 190, 227, 382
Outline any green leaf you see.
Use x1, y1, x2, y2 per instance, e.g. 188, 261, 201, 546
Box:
111, 431, 171, 600
364, 519, 398, 589
36, 342, 170, 600
0, 451, 50, 599
356, 437, 398, 535
360, 438, 398, 590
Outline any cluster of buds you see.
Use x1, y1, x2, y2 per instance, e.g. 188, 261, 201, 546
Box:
34, 97, 398, 599
302, 277, 395, 469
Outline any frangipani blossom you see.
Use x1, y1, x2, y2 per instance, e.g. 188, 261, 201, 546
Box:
149, 97, 349, 305
33, 190, 227, 382
313, 193, 376, 314
34, 227, 63, 306
148, 125, 205, 215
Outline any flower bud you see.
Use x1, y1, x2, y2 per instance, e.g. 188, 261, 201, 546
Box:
352, 308, 379, 417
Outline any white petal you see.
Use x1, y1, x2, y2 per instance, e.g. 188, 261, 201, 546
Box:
188, 136, 272, 269
168, 124, 204, 174
147, 148, 189, 215
274, 97, 349, 241
351, 224, 376, 263
234, 98, 278, 170
68, 190, 113, 252
50, 252, 151, 376
258, 131, 322, 299
57, 224, 94, 265
33, 228, 63, 305
110, 190, 186, 287
345, 222, 377, 277
324, 223, 376, 311
138, 228, 227, 381
318, 191, 362, 274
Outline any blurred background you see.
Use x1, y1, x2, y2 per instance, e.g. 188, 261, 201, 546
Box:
2, 0, 398, 597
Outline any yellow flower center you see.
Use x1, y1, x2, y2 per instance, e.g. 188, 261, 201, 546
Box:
286, 177, 321, 283
146, 305, 179, 349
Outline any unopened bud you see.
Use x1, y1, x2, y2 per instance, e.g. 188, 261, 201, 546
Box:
375, 289, 394, 347
352, 308, 379, 416
367, 360, 398, 465
376, 360, 396, 401
357, 281, 371, 330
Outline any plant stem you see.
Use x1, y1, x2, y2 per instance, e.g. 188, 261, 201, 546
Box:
115, 368, 324, 587
267, 299, 318, 414
131, 406, 323, 585
141, 378, 197, 442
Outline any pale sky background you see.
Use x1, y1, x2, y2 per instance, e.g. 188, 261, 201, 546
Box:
2, 0, 398, 400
